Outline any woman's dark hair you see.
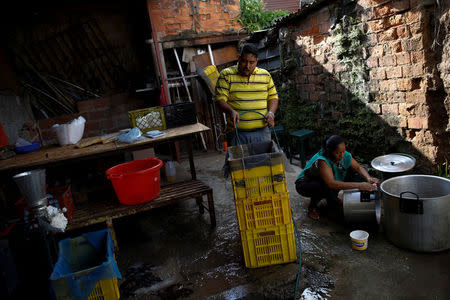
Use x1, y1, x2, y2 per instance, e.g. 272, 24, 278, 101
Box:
240, 43, 258, 57
322, 135, 345, 158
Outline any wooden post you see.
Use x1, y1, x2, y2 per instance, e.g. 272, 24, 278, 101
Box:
146, 0, 171, 104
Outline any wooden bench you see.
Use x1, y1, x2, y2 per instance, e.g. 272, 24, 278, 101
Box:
66, 180, 215, 250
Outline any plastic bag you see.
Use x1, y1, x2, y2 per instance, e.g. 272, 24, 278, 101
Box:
52, 116, 86, 146
15, 137, 32, 147
118, 127, 145, 143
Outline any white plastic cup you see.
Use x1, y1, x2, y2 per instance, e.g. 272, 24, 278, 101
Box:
350, 230, 369, 251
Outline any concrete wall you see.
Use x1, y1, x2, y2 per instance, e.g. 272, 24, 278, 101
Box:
0, 94, 33, 144
148, 0, 242, 40
273, 0, 449, 170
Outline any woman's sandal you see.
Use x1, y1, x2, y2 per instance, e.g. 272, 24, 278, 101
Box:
308, 207, 320, 220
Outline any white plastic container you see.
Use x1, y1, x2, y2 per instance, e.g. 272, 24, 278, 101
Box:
165, 160, 176, 183
350, 230, 369, 251
52, 116, 86, 146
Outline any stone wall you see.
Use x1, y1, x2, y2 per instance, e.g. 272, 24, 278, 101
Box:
148, 0, 242, 39
274, 0, 449, 170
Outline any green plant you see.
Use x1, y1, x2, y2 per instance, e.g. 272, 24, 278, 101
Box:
238, 0, 289, 33
332, 16, 369, 102
437, 159, 450, 178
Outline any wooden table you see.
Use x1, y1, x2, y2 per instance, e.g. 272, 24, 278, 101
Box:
1, 123, 216, 248
0, 123, 210, 180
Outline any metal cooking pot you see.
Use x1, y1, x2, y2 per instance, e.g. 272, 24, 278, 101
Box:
380, 175, 450, 252
342, 189, 381, 224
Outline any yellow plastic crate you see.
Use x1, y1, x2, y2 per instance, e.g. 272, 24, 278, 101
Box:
235, 192, 292, 231
128, 107, 166, 132
230, 158, 287, 200
240, 223, 297, 268
228, 141, 288, 200
63, 278, 120, 300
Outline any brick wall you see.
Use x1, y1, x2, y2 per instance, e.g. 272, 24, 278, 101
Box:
39, 93, 146, 142
148, 0, 242, 39
364, 0, 440, 164
275, 0, 448, 169
437, 2, 450, 132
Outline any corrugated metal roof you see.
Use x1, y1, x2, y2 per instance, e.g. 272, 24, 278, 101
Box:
270, 0, 330, 28
263, 0, 300, 12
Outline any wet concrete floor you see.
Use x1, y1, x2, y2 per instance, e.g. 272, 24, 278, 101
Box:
114, 151, 450, 299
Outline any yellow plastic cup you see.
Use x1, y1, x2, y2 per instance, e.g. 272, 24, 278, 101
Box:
350, 230, 369, 250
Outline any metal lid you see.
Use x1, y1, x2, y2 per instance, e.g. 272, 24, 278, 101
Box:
371, 153, 416, 173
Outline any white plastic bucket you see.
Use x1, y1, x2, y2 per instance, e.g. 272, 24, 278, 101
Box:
350, 230, 369, 251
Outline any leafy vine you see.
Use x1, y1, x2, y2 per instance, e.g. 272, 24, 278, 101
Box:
332, 16, 369, 102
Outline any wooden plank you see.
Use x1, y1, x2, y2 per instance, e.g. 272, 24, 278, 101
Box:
66, 180, 213, 230
162, 33, 248, 49
193, 45, 238, 68
0, 123, 211, 172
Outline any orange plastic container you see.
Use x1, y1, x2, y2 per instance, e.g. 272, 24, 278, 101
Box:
106, 157, 163, 205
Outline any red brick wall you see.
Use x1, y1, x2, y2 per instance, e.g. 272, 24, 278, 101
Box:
147, 0, 242, 39
362, 0, 441, 163
282, 0, 445, 167
39, 93, 146, 142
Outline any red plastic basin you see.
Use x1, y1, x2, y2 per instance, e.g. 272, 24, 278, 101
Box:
106, 157, 163, 205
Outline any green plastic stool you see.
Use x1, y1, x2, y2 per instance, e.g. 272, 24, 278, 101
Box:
289, 129, 315, 167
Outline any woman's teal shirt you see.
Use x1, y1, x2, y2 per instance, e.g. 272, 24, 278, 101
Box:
296, 149, 353, 181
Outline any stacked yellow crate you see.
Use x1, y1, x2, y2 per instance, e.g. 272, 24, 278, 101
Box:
228, 141, 297, 268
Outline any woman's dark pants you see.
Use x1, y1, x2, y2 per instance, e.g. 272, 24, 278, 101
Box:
295, 178, 334, 209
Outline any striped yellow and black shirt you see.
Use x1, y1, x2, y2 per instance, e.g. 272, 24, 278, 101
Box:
214, 65, 278, 131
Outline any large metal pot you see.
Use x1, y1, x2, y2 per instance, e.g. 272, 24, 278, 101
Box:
380, 175, 450, 252
342, 189, 381, 224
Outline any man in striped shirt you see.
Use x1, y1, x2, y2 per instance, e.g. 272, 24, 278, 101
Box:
215, 43, 279, 146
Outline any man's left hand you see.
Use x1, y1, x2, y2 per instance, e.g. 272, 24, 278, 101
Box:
266, 111, 275, 128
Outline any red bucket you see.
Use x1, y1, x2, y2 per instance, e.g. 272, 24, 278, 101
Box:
106, 157, 163, 205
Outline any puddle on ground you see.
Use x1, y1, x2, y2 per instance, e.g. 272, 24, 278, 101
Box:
205, 284, 253, 299
301, 228, 327, 255
298, 263, 335, 300
119, 263, 162, 298
206, 262, 245, 282
300, 287, 331, 300
119, 260, 194, 300
156, 283, 193, 299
